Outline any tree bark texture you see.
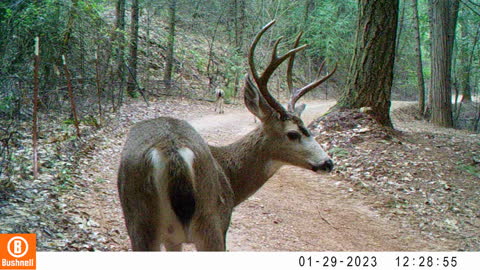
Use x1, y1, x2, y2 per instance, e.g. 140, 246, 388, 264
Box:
115, 0, 126, 89
458, 22, 471, 102
237, 0, 246, 53
411, 0, 426, 114
127, 0, 140, 96
458, 23, 480, 103
336, 0, 399, 127
425, 0, 434, 116
62, 55, 81, 138
430, 0, 459, 127
163, 0, 177, 86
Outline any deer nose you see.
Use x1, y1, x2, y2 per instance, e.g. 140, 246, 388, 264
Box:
312, 159, 334, 172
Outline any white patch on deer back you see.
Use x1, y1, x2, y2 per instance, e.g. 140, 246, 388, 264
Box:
148, 148, 166, 188
178, 147, 196, 186
148, 147, 189, 247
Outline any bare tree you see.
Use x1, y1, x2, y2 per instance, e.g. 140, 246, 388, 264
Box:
32, 37, 40, 179
62, 55, 81, 138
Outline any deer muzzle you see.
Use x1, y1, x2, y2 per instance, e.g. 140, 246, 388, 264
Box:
311, 159, 334, 173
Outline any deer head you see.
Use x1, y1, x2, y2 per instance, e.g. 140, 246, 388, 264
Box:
244, 20, 336, 173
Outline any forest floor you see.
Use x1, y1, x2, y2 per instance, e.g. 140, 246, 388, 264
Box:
1, 96, 479, 251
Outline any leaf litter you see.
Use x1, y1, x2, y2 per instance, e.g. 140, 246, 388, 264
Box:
308, 105, 480, 250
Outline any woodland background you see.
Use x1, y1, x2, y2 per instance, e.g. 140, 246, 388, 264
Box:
1, 0, 479, 128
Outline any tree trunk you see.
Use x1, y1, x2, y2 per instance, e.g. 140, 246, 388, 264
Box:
206, 15, 223, 88
411, 0, 426, 114
396, 0, 406, 52
304, 0, 315, 26
393, 0, 405, 100
335, 0, 399, 127
459, 24, 480, 103
424, 0, 434, 117
62, 0, 79, 55
95, 49, 102, 122
145, 6, 152, 88
33, 37, 40, 179
232, 0, 246, 102
62, 55, 81, 138
430, 0, 459, 127
233, 0, 239, 50
115, 0, 126, 93
237, 0, 246, 53
127, 0, 140, 96
163, 0, 177, 88
458, 22, 471, 102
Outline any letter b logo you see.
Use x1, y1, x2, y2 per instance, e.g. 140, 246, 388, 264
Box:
8, 237, 28, 258
14, 239, 23, 254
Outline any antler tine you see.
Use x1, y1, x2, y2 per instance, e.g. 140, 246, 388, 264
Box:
248, 20, 276, 83
248, 20, 307, 119
270, 37, 283, 63
316, 59, 326, 78
259, 40, 307, 86
288, 61, 338, 111
286, 32, 303, 111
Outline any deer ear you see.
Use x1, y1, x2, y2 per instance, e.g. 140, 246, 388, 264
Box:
244, 75, 273, 121
294, 103, 306, 117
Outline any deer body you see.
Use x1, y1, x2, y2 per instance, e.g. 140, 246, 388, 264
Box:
214, 88, 225, 114
118, 117, 235, 251
118, 20, 336, 251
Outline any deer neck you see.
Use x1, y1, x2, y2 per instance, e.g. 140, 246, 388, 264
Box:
209, 127, 283, 206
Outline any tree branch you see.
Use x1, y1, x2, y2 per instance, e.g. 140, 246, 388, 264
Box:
461, 0, 480, 17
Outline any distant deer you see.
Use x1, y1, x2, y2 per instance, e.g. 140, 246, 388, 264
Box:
117, 20, 336, 251
214, 88, 225, 114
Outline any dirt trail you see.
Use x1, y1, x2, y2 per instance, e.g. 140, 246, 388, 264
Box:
74, 100, 447, 251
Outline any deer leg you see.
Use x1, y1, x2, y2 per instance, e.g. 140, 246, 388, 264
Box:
128, 219, 162, 251
215, 99, 221, 112
124, 193, 162, 251
192, 217, 226, 251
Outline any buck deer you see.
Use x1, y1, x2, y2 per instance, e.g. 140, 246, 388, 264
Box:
214, 88, 225, 114
117, 20, 336, 251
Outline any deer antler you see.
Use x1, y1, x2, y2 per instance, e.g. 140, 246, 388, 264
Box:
287, 59, 338, 113
286, 31, 303, 111
248, 20, 307, 119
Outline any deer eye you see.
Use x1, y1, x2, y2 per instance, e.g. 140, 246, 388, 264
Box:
286, 131, 301, 141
